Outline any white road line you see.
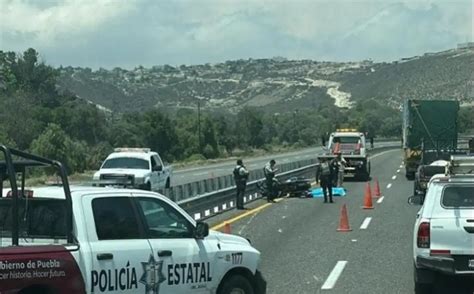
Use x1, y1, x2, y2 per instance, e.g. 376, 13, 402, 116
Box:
360, 217, 372, 230
321, 261, 348, 290
386, 183, 392, 189
377, 196, 385, 204
399, 165, 403, 168
392, 175, 397, 180
369, 149, 398, 160
396, 169, 400, 173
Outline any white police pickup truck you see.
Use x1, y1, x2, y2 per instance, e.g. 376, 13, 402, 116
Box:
0, 147, 266, 294
320, 129, 371, 180
93, 148, 172, 191
410, 156, 474, 294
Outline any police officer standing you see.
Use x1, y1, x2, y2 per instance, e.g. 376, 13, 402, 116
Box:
334, 151, 346, 187
233, 159, 249, 210
317, 157, 336, 203
264, 159, 278, 203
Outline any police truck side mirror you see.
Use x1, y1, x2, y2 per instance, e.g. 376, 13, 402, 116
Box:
153, 165, 163, 172
408, 195, 423, 205
194, 222, 209, 239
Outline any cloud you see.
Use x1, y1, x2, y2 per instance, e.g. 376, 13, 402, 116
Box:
0, 0, 472, 68
0, 0, 138, 46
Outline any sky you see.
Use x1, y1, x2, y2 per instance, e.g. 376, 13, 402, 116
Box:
0, 0, 473, 69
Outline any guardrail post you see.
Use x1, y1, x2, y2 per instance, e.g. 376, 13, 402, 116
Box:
167, 187, 175, 201
204, 179, 210, 193
212, 178, 218, 191
175, 185, 183, 202
196, 181, 203, 195
185, 183, 193, 199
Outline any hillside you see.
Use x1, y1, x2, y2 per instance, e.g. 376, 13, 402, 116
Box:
57, 48, 474, 113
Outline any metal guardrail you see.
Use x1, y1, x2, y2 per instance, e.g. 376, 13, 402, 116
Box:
161, 158, 318, 202
171, 144, 400, 221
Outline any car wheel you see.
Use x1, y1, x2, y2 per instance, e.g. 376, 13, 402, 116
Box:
141, 182, 151, 191
218, 275, 254, 294
414, 266, 433, 294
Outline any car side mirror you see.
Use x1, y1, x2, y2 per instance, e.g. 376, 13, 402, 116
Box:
408, 195, 423, 205
194, 221, 209, 239
153, 165, 163, 172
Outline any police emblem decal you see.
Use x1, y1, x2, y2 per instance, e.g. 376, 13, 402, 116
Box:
139, 254, 167, 293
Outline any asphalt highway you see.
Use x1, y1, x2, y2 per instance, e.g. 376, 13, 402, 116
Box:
172, 142, 398, 186
206, 149, 474, 294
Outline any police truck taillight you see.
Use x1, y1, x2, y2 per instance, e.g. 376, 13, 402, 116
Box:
417, 222, 430, 248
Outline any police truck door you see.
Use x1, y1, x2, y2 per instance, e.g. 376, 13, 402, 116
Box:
150, 156, 160, 191
134, 194, 216, 293
83, 194, 154, 293
153, 154, 166, 189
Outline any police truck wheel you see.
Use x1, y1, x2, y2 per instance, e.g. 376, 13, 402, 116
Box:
142, 182, 151, 191
414, 266, 433, 294
218, 275, 254, 294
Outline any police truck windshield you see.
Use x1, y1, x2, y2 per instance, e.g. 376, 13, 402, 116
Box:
333, 137, 361, 144
102, 158, 149, 170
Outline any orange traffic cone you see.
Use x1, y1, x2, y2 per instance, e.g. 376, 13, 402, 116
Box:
223, 222, 231, 234
373, 178, 382, 198
362, 182, 374, 209
337, 204, 352, 232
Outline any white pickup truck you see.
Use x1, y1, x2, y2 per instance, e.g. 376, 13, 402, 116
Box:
93, 148, 172, 191
0, 147, 266, 294
411, 155, 474, 294
319, 129, 371, 180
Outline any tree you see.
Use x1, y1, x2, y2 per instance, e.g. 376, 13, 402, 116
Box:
141, 110, 179, 161
236, 107, 264, 148
30, 123, 87, 174
201, 116, 219, 158
459, 106, 474, 133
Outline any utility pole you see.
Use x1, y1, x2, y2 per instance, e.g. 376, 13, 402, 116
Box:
197, 100, 202, 154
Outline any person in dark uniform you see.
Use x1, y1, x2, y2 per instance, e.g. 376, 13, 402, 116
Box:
317, 157, 337, 203
233, 159, 249, 210
469, 137, 474, 154
264, 159, 278, 203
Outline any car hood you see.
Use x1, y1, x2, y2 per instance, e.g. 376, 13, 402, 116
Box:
209, 230, 252, 246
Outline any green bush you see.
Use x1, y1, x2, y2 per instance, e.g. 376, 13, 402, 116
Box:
30, 123, 88, 174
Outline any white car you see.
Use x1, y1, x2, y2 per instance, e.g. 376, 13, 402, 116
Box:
93, 148, 172, 191
411, 156, 474, 294
321, 129, 370, 180
0, 186, 266, 294
1, 147, 265, 294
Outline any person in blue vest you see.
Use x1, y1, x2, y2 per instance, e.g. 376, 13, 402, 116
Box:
233, 159, 249, 210
317, 157, 337, 203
